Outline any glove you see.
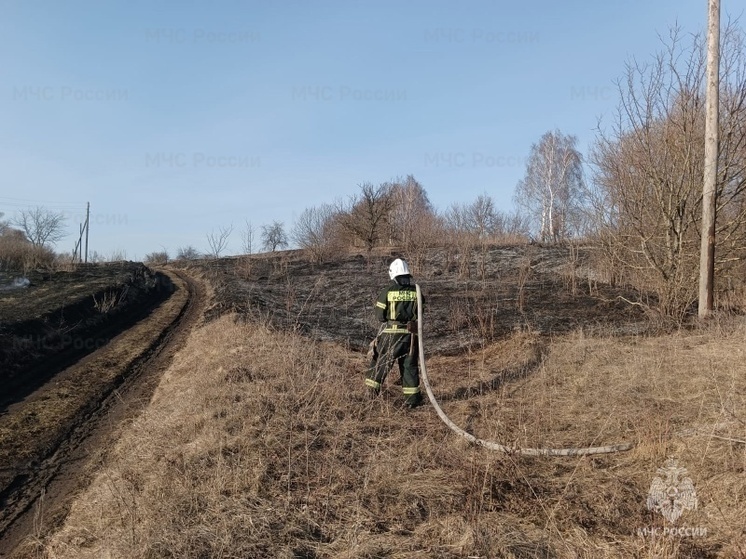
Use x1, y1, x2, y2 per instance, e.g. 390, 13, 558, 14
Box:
367, 338, 378, 360
406, 320, 418, 334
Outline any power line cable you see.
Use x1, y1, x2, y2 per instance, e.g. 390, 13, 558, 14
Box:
0, 196, 84, 209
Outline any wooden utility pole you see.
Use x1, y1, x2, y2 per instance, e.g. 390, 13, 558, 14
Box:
698, 0, 720, 318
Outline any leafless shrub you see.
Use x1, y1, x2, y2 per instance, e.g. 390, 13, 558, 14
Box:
271, 252, 290, 278
401, 212, 447, 277
564, 242, 580, 295
444, 202, 477, 279
444, 195, 505, 281
87, 250, 105, 263
440, 195, 530, 283
144, 250, 169, 265
93, 288, 125, 313
107, 249, 128, 262
336, 182, 394, 253
448, 298, 471, 337
290, 203, 341, 263
176, 246, 201, 260
587, 23, 746, 316
206, 224, 233, 260
52, 253, 78, 272
283, 275, 296, 313
470, 299, 496, 341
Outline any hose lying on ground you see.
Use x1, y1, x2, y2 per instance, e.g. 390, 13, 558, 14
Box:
414, 284, 633, 457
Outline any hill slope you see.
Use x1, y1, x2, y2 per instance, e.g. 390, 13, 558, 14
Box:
13, 247, 746, 559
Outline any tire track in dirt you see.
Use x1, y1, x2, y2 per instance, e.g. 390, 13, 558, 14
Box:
0, 269, 205, 558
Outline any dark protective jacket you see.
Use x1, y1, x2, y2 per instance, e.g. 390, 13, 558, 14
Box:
366, 274, 424, 406
374, 276, 420, 333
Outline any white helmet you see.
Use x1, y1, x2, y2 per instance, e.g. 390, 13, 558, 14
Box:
388, 258, 411, 280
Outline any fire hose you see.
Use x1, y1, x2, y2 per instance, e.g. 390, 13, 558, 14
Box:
414, 284, 633, 456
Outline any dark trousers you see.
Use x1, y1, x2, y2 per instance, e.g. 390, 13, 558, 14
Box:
365, 332, 422, 405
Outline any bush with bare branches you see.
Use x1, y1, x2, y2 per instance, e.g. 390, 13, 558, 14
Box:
588, 24, 746, 316
206, 225, 234, 259
337, 182, 394, 252
176, 246, 201, 261
291, 203, 342, 263
145, 251, 169, 266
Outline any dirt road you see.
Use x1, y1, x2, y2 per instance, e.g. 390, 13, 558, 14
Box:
0, 269, 205, 557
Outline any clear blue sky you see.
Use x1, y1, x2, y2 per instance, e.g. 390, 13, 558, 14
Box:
0, 0, 734, 260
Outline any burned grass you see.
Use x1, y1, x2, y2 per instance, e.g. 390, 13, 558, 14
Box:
0, 262, 174, 408
196, 244, 651, 356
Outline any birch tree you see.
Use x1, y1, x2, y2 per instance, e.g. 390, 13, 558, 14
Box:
514, 130, 585, 242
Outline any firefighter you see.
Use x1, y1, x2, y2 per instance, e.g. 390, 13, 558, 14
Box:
365, 258, 423, 408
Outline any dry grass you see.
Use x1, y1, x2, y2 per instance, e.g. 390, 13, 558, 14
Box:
20, 313, 746, 559
0, 235, 55, 272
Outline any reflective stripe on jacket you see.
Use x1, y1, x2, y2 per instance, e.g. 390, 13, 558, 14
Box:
374, 280, 419, 330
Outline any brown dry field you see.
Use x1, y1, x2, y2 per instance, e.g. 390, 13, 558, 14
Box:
6, 246, 746, 558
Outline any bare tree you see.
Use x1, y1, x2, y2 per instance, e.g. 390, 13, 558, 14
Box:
387, 175, 436, 249
206, 224, 233, 259
588, 23, 746, 315
445, 195, 502, 238
444, 201, 476, 279
502, 210, 531, 242
242, 220, 255, 255
467, 194, 500, 240
337, 182, 394, 252
469, 194, 500, 282
261, 221, 288, 252
444, 195, 503, 280
515, 130, 585, 242
291, 203, 341, 262
13, 206, 67, 248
